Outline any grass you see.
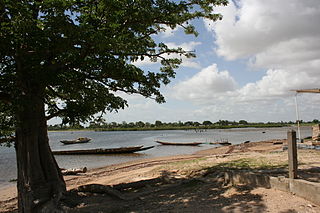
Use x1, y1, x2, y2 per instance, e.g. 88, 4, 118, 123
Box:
169, 158, 208, 166
206, 158, 288, 172
155, 157, 209, 177
155, 156, 290, 179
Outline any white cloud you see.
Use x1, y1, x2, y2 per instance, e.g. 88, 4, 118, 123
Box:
132, 41, 202, 69
201, 0, 320, 107
158, 25, 180, 38
170, 61, 320, 122
237, 69, 318, 100
104, 93, 201, 123
206, 0, 320, 61
252, 37, 320, 70
166, 41, 201, 51
173, 64, 237, 102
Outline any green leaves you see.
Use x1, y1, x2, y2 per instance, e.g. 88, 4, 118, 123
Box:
0, 102, 14, 146
0, 0, 228, 125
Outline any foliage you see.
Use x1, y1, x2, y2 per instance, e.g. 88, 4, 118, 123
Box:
0, 103, 15, 146
239, 119, 248, 125
203, 120, 213, 125
48, 119, 298, 131
0, 0, 228, 140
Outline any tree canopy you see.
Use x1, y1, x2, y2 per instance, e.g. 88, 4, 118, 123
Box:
1, 0, 228, 128
0, 0, 228, 212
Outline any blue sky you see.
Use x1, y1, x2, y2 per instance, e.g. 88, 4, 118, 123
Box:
103, 0, 320, 124
47, 0, 320, 125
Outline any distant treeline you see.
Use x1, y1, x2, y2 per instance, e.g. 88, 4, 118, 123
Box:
47, 119, 320, 131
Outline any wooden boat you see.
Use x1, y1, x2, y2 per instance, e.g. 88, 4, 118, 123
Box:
210, 141, 232, 146
218, 142, 232, 146
155, 141, 202, 146
60, 137, 91, 145
209, 139, 231, 146
52, 145, 154, 155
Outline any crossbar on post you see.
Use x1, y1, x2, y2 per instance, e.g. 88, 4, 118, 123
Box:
287, 130, 298, 179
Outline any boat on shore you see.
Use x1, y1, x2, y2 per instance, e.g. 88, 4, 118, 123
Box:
209, 141, 232, 146
60, 137, 91, 145
52, 145, 154, 155
155, 141, 202, 146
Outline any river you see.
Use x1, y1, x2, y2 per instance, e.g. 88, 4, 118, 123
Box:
0, 126, 312, 188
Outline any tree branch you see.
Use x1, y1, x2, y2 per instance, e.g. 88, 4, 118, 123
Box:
0, 136, 15, 144
46, 109, 67, 121
46, 86, 68, 100
106, 85, 158, 101
109, 48, 188, 59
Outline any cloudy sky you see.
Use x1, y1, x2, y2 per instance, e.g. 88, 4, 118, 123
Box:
105, 0, 320, 124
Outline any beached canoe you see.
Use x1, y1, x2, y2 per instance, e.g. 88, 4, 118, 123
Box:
52, 145, 154, 155
155, 141, 202, 146
60, 137, 91, 145
209, 141, 232, 146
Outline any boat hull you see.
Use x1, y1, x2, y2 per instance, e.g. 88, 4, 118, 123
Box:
209, 142, 232, 146
60, 137, 91, 145
155, 141, 202, 146
52, 145, 154, 155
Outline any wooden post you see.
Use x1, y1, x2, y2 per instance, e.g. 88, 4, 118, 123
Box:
287, 130, 298, 179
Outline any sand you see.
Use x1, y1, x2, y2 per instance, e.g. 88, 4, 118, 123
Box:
1, 140, 319, 213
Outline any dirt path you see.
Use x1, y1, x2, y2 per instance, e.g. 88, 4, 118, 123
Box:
1, 140, 319, 213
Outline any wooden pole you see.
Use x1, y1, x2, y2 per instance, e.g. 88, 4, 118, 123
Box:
294, 94, 302, 142
295, 89, 320, 93
287, 130, 298, 179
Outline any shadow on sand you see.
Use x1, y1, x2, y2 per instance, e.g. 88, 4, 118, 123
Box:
61, 164, 312, 213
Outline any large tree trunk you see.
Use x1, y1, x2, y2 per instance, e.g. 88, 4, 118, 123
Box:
15, 77, 66, 212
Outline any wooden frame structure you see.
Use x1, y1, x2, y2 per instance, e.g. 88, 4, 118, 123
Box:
295, 89, 320, 93
293, 88, 320, 141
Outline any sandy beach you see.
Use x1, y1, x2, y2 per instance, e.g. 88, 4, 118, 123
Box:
1, 140, 319, 213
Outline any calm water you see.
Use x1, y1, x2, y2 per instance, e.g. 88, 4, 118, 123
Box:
0, 126, 312, 188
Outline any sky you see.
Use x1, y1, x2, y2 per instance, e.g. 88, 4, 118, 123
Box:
52, 0, 320, 125
104, 0, 320, 124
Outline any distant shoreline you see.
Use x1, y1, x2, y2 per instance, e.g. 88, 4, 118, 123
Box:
49, 123, 300, 132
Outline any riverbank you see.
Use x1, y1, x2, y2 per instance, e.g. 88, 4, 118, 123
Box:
1, 139, 319, 212
49, 123, 292, 132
